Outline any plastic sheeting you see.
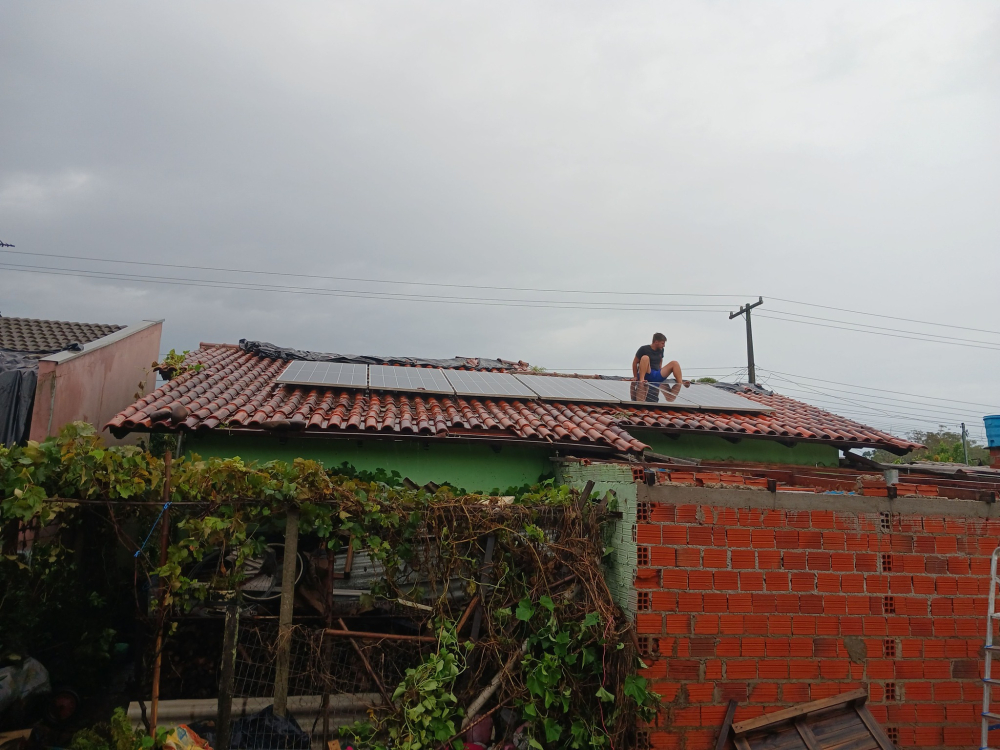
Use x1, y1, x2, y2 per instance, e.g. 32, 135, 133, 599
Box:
0, 350, 38, 446
239, 339, 521, 372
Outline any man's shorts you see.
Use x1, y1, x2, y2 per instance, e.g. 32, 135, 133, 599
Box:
644, 369, 665, 383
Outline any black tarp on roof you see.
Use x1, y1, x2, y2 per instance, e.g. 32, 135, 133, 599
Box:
239, 339, 522, 371
0, 350, 38, 446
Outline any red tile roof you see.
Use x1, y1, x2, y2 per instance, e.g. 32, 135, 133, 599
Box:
0, 316, 123, 356
106, 344, 921, 455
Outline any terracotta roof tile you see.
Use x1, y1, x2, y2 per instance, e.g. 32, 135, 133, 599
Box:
106, 344, 921, 455
0, 316, 123, 355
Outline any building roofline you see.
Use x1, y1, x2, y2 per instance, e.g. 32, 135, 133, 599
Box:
41, 320, 163, 365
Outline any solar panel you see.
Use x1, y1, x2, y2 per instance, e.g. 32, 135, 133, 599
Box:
443, 370, 536, 398
275, 361, 368, 388
587, 379, 704, 407
683, 383, 773, 412
514, 374, 620, 402
369, 365, 454, 394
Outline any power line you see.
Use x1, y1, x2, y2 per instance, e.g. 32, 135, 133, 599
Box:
759, 372, 993, 435
4, 248, 999, 356
762, 309, 1000, 347
759, 368, 1000, 410
758, 370, 995, 419
755, 314, 1000, 353
3, 248, 998, 337
0, 264, 734, 313
0, 248, 747, 300
762, 377, 990, 424
770, 296, 1000, 337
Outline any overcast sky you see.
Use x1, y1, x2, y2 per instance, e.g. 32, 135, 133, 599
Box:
1, 2, 998, 441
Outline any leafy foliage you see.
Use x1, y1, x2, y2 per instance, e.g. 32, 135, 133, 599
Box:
70, 707, 166, 750
867, 428, 991, 465
2, 423, 659, 748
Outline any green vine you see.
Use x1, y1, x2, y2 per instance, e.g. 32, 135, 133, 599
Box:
1, 423, 660, 748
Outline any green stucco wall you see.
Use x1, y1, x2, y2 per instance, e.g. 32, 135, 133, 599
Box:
555, 462, 638, 616
182, 433, 554, 492
631, 430, 840, 467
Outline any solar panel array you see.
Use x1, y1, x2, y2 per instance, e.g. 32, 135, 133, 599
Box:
275, 361, 368, 387
369, 365, 453, 394
513, 374, 620, 402
275, 362, 771, 412
443, 370, 536, 398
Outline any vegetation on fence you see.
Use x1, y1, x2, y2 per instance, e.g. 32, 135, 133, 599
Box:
1, 423, 658, 749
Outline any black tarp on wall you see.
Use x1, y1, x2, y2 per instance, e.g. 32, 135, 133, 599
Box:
0, 350, 38, 446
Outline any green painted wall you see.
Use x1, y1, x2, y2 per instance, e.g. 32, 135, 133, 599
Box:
182, 433, 554, 492
632, 429, 840, 467
555, 462, 638, 616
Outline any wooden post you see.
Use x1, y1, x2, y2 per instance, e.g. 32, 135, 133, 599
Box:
273, 506, 299, 717
322, 546, 334, 747
216, 603, 240, 750
149, 451, 172, 732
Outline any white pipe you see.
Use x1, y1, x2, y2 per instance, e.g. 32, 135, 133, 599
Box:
127, 693, 381, 729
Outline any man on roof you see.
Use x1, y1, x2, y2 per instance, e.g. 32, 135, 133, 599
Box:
633, 332, 688, 386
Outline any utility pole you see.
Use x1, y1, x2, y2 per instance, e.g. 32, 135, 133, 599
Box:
961, 423, 969, 465
729, 297, 764, 385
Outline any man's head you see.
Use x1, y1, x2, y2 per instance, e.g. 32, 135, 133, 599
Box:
651, 332, 666, 351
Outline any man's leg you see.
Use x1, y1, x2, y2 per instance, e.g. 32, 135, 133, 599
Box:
660, 360, 688, 385
637, 355, 652, 381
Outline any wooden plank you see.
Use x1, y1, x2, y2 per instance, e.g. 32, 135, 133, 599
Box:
809, 709, 866, 737
744, 727, 807, 750
809, 711, 868, 742
853, 704, 895, 750
714, 700, 738, 750
733, 690, 868, 736
825, 736, 880, 750
812, 721, 870, 747
794, 720, 822, 750
735, 737, 754, 750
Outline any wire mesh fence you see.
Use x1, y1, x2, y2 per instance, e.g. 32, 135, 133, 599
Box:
224, 617, 429, 748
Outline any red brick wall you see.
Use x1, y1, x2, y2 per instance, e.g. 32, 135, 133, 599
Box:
635, 501, 996, 750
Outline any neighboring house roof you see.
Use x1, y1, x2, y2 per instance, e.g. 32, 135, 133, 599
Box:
107, 343, 921, 455
0, 316, 124, 356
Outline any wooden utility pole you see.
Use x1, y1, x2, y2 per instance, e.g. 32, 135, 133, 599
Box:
729, 297, 764, 385
273, 506, 300, 717
149, 451, 172, 732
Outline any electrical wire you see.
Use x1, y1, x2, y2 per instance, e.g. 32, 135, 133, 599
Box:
759, 369, 1000, 411
762, 378, 989, 425
0, 248, 748, 300
0, 264, 734, 313
769, 296, 1000, 337
4, 248, 998, 337
761, 309, 1000, 348
755, 314, 1000, 353
757, 370, 992, 439
4, 248, 998, 355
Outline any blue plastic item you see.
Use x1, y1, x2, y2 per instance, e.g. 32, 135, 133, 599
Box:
985, 415, 1000, 448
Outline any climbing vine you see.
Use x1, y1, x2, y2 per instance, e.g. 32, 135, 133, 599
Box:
1, 423, 659, 748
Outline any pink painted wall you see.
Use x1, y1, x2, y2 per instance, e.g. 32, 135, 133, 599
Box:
29, 321, 162, 446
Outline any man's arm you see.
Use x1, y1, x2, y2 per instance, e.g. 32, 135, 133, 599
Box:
631, 356, 640, 379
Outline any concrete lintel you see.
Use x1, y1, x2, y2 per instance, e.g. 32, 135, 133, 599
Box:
40, 319, 164, 365
638, 482, 1000, 519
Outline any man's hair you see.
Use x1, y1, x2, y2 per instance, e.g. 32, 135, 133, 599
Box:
652, 332, 667, 343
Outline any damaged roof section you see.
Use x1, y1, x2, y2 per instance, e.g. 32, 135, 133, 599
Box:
239, 339, 528, 372
107, 343, 921, 456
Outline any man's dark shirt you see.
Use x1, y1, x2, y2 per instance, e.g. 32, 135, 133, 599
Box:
635, 344, 663, 372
